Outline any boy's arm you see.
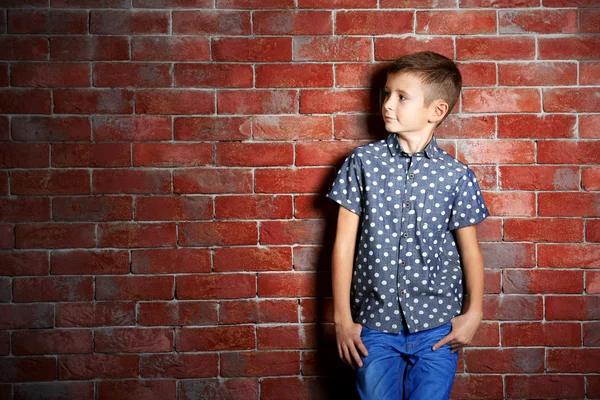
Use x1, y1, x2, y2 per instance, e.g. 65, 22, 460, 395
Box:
455, 224, 485, 319
332, 206, 361, 325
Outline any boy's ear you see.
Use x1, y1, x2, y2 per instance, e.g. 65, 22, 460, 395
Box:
429, 100, 449, 123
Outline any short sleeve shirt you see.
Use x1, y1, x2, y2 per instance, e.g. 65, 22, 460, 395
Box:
326, 132, 489, 334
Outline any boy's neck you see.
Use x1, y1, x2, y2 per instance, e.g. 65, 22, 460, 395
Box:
394, 129, 436, 155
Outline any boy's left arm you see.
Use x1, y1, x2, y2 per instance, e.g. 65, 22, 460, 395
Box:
432, 224, 484, 353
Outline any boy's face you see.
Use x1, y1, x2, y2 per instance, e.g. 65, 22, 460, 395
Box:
382, 72, 438, 135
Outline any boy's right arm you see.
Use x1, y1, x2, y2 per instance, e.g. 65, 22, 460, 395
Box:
331, 205, 368, 368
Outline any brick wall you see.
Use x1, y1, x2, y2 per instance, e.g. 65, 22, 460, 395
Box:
0, 0, 599, 399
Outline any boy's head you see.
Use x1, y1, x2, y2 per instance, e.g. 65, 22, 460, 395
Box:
382, 51, 462, 133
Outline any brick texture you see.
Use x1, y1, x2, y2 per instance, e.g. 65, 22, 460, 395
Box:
0, 1, 598, 399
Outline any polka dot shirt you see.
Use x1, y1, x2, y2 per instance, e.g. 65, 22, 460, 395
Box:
326, 133, 488, 334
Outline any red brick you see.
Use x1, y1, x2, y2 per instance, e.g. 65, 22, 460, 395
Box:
456, 62, 496, 87
178, 221, 257, 246
52, 143, 130, 167
457, 37, 535, 60
583, 167, 600, 191
15, 382, 94, 400
261, 377, 333, 400
460, 0, 538, 6
256, 64, 333, 88
0, 143, 48, 168
296, 141, 365, 166
12, 62, 90, 87
54, 0, 132, 6
221, 351, 300, 377
503, 269, 583, 294
0, 89, 50, 114
587, 272, 600, 294
258, 325, 317, 350
213, 37, 292, 62
450, 375, 504, 400
375, 37, 454, 61
51, 249, 129, 274
220, 299, 299, 324
12, 170, 90, 195
580, 8, 600, 33
465, 348, 544, 373
214, 247, 292, 272
505, 375, 585, 399
218, 0, 293, 7
260, 220, 326, 245
482, 191, 535, 216
12, 329, 93, 355
134, 143, 212, 167
177, 325, 255, 351
300, 89, 373, 114
590, 376, 600, 399
503, 322, 581, 347
1, 36, 48, 60
54, 89, 133, 114
172, 10, 250, 34
218, 90, 297, 114
294, 37, 371, 61
499, 9, 577, 33
132, 37, 210, 61
94, 62, 171, 87
93, 169, 171, 194
0, 304, 54, 329
97, 380, 176, 400
175, 64, 252, 88
458, 139, 535, 164
539, 193, 600, 217
53, 196, 132, 222
12, 116, 91, 141
498, 114, 575, 138
173, 168, 252, 194
132, 248, 210, 274
136, 89, 214, 114
56, 302, 136, 327
539, 140, 600, 164
93, 115, 170, 141
298, 0, 375, 7
216, 142, 293, 166
336, 10, 412, 35
581, 61, 600, 85
500, 166, 579, 190
216, 195, 292, 220
548, 349, 600, 372
90, 10, 169, 34
141, 353, 218, 378
539, 244, 600, 268
417, 10, 496, 34
13, 276, 93, 302
98, 222, 177, 247
58, 354, 139, 380
254, 10, 331, 34
253, 115, 331, 140
539, 36, 600, 60
175, 116, 250, 141
136, 196, 212, 221
139, 301, 218, 326
8, 9, 87, 34
0, 251, 48, 276
0, 357, 56, 382
335, 63, 387, 88
179, 378, 259, 400
51, 36, 129, 61
504, 218, 583, 242
176, 273, 256, 299
96, 275, 174, 300
543, 88, 600, 112
584, 322, 600, 346
255, 167, 331, 193
0, 197, 50, 222
258, 272, 321, 297
499, 62, 576, 86
95, 328, 173, 353
463, 88, 540, 113
580, 115, 600, 138
546, 296, 600, 320
588, 220, 600, 242
483, 295, 543, 320
543, 0, 598, 5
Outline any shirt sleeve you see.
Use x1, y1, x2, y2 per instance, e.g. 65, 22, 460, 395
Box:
326, 150, 364, 217
448, 167, 489, 230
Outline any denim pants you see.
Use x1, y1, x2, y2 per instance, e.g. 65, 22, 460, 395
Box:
355, 321, 459, 400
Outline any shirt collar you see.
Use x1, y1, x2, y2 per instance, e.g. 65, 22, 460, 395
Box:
386, 132, 439, 159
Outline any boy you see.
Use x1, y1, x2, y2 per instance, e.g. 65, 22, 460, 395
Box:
326, 51, 489, 400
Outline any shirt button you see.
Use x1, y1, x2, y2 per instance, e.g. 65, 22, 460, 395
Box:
403, 233, 409, 238
408, 173, 414, 179
400, 290, 406, 295
399, 260, 405, 265
404, 201, 410, 208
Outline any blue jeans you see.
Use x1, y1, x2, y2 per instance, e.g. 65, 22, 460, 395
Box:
355, 322, 459, 400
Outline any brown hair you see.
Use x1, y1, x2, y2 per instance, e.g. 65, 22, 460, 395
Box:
386, 51, 462, 126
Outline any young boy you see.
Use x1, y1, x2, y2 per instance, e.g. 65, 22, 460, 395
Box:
326, 51, 489, 400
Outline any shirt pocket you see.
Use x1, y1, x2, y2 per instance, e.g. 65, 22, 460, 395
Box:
420, 189, 453, 234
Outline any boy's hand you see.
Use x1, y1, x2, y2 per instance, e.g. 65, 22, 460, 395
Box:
431, 311, 482, 353
335, 321, 368, 369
